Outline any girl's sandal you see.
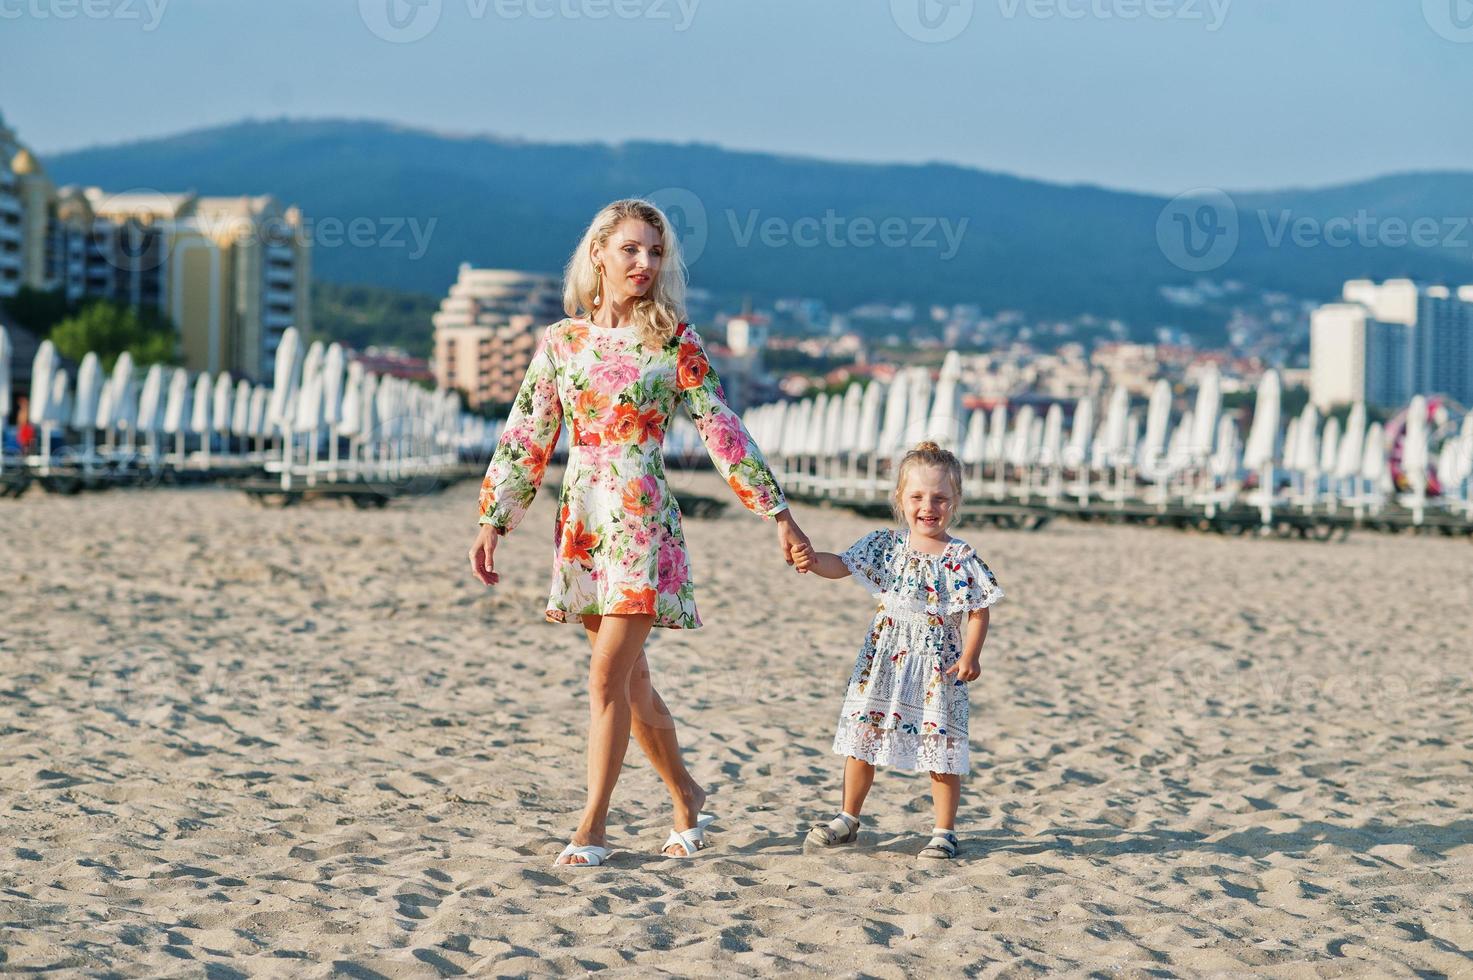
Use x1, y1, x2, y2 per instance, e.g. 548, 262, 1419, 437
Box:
918, 830, 959, 860
806, 813, 860, 847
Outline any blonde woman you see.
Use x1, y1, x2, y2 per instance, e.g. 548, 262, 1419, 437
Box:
468, 199, 812, 866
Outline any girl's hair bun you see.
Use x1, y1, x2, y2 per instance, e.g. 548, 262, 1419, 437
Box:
914, 440, 942, 453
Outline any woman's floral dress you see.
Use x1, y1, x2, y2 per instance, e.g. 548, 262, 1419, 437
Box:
478, 317, 788, 629
834, 529, 1005, 774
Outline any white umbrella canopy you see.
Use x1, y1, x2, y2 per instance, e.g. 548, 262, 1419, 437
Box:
137, 364, 166, 433
30, 340, 59, 421
1242, 369, 1281, 470
1124, 412, 1141, 460
1282, 416, 1300, 476
985, 404, 1008, 462
855, 380, 885, 455
960, 408, 986, 465
1141, 379, 1172, 474
877, 369, 910, 457
1096, 385, 1129, 468
1210, 416, 1241, 478
1436, 439, 1461, 489
1318, 416, 1341, 475
231, 379, 252, 435
0, 327, 10, 419
212, 373, 234, 434
1402, 396, 1429, 488
1065, 396, 1093, 469
1459, 414, 1473, 482
374, 373, 398, 443
925, 353, 964, 451
1335, 403, 1366, 479
1038, 403, 1065, 468
189, 372, 213, 434
1361, 422, 1387, 485
816, 392, 840, 456
905, 366, 933, 450
813, 393, 837, 456
322, 343, 346, 425
248, 384, 270, 438
71, 353, 104, 431
294, 366, 326, 432
338, 361, 366, 438
837, 381, 864, 453
1191, 363, 1221, 458
1292, 404, 1320, 473
163, 368, 190, 434
267, 327, 303, 428
1006, 405, 1037, 468
108, 352, 138, 431
1164, 409, 1194, 474
46, 369, 71, 427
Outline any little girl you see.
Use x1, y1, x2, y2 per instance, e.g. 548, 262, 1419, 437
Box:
793, 440, 1005, 860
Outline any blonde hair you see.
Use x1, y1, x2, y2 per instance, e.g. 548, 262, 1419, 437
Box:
563, 198, 687, 349
891, 440, 964, 522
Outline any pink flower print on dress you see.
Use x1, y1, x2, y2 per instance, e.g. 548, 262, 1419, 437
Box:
697, 412, 749, 466
657, 534, 689, 592
589, 355, 640, 392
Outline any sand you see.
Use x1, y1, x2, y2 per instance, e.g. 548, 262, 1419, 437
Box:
2, 466, 1471, 977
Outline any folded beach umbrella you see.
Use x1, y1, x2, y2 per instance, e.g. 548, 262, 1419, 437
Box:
1361, 422, 1386, 487
877, 369, 909, 458
925, 353, 963, 451
1095, 385, 1129, 469
190, 372, 213, 436
108, 352, 138, 433
136, 364, 166, 435
30, 340, 58, 422
1064, 395, 1093, 469
338, 361, 365, 438
1242, 370, 1281, 471
961, 408, 986, 466
1165, 409, 1194, 474
1191, 363, 1221, 459
213, 373, 234, 436
322, 343, 346, 426
267, 327, 303, 429
1318, 416, 1340, 477
162, 367, 189, 435
0, 327, 10, 422
71, 353, 103, 432
231, 379, 253, 436
1402, 396, 1428, 489
1038, 403, 1064, 468
905, 366, 933, 448
1006, 404, 1036, 468
1282, 417, 1299, 477
1210, 416, 1241, 479
985, 404, 1008, 463
1140, 379, 1172, 475
856, 381, 884, 455
46, 369, 70, 428
1292, 403, 1320, 474
248, 385, 269, 438
1335, 403, 1366, 480
838, 381, 864, 453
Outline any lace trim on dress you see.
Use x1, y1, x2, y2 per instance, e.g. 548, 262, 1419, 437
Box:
833, 716, 970, 774
839, 550, 887, 595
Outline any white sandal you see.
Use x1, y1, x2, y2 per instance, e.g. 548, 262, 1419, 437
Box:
553, 841, 611, 867
661, 812, 716, 857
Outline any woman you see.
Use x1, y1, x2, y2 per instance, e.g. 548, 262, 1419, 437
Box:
467, 198, 812, 866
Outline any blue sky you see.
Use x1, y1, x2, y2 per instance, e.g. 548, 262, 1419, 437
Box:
3, 0, 1470, 195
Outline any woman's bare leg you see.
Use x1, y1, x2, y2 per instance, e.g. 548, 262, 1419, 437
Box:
582, 616, 706, 856
557, 612, 655, 865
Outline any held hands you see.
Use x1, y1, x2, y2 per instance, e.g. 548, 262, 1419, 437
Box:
468, 524, 501, 586
775, 510, 813, 573
792, 541, 818, 572
944, 656, 982, 683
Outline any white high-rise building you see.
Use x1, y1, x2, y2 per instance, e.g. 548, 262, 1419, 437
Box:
432, 265, 564, 408
1311, 279, 1473, 409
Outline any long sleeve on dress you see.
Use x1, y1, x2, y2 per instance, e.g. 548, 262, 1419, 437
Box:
676, 324, 788, 519
477, 328, 563, 534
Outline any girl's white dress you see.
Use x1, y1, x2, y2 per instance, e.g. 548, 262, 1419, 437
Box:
834, 529, 1005, 775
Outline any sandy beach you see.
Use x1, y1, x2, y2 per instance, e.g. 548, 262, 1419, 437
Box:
3, 467, 1471, 977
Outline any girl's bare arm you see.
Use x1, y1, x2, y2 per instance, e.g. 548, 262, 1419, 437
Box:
792, 544, 851, 580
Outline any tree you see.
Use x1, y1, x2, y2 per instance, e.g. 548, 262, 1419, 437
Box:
49, 300, 178, 372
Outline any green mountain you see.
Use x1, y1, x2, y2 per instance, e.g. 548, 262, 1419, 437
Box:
44, 117, 1473, 338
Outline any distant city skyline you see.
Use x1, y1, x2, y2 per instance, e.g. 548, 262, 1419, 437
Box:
3, 0, 1473, 195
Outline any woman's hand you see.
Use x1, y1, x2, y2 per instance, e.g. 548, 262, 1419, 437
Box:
792, 542, 817, 572
774, 509, 812, 572
945, 655, 981, 683
469, 525, 502, 586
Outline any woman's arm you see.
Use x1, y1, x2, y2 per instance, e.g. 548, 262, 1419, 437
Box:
676, 324, 787, 519
477, 327, 563, 535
